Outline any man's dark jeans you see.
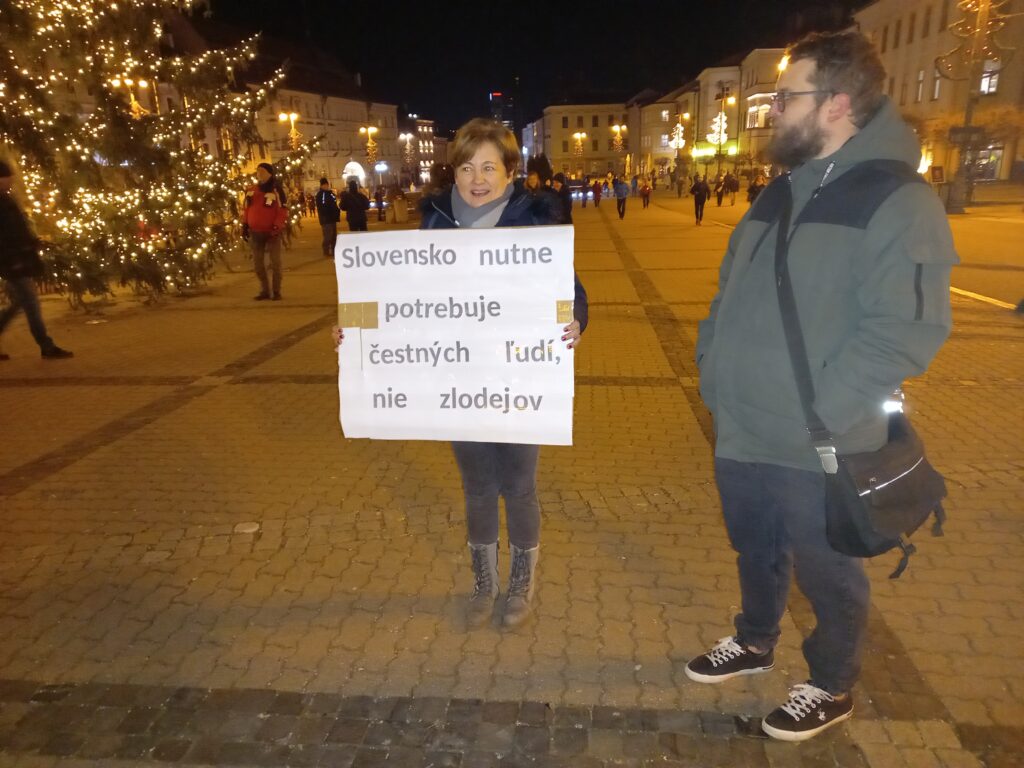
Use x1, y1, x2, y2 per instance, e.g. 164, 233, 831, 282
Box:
715, 457, 870, 694
616, 198, 626, 219
0, 276, 54, 351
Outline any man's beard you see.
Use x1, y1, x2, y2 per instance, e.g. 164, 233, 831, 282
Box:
766, 111, 827, 168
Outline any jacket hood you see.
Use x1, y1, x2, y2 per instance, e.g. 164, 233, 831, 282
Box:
829, 96, 921, 169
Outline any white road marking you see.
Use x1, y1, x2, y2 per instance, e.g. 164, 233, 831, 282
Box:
950, 287, 1017, 310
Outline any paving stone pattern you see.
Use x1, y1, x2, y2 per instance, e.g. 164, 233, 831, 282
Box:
0, 200, 1020, 767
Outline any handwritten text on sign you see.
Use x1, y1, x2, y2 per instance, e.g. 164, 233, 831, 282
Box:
335, 225, 575, 445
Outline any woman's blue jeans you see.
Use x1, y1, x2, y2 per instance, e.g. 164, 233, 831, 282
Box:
715, 457, 870, 694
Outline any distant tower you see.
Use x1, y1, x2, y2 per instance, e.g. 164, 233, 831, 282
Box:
488, 91, 515, 133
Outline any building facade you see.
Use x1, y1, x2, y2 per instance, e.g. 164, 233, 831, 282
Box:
524, 104, 631, 179
855, 0, 1023, 181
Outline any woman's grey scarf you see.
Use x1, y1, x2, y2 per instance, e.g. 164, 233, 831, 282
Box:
450, 183, 514, 228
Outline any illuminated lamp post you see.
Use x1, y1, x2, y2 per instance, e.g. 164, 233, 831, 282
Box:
278, 111, 301, 150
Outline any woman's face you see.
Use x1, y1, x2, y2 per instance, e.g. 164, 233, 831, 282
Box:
455, 142, 512, 208
256, 167, 271, 184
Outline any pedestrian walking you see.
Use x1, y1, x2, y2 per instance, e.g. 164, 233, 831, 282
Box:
630, 174, 639, 197
689, 30, 957, 742
340, 179, 370, 232
591, 179, 602, 208
613, 176, 629, 219
242, 162, 287, 301
307, 194, 316, 218
747, 173, 767, 204
374, 186, 385, 222
713, 173, 726, 206
315, 178, 340, 258
0, 159, 73, 360
551, 172, 573, 224
580, 175, 589, 208
332, 118, 589, 629
676, 175, 686, 198
724, 171, 739, 205
640, 178, 652, 208
690, 174, 710, 224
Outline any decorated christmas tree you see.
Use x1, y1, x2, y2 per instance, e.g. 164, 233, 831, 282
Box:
0, 0, 316, 304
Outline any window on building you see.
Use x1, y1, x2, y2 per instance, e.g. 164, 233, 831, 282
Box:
900, 81, 907, 105
881, 25, 888, 52
894, 19, 902, 48
607, 138, 615, 150
577, 115, 583, 128
916, 69, 925, 102
922, 5, 932, 36
940, 0, 949, 29
562, 140, 569, 152
592, 115, 598, 127
592, 139, 599, 151
932, 68, 942, 100
660, 134, 669, 147
608, 114, 614, 125
980, 63, 1000, 94
661, 109, 670, 122
561, 116, 568, 128
746, 104, 771, 128
908, 13, 916, 43
621, 114, 627, 123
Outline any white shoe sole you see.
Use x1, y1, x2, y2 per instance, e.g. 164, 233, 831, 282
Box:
761, 706, 854, 742
684, 663, 774, 684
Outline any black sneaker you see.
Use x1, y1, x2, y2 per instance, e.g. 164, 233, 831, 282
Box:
761, 683, 854, 742
254, 293, 270, 301
684, 636, 774, 684
41, 346, 74, 359
271, 293, 282, 301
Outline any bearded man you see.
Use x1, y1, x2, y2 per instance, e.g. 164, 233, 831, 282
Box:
688, 30, 957, 741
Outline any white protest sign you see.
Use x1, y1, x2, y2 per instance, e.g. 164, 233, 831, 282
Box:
335, 225, 575, 445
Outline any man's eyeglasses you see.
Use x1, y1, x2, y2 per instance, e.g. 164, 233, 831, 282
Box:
771, 90, 835, 113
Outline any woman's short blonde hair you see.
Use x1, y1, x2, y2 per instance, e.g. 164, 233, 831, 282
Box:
449, 118, 520, 177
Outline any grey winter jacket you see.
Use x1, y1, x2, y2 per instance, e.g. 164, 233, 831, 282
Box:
695, 98, 957, 471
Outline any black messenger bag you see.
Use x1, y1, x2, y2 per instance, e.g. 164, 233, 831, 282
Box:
772, 177, 946, 578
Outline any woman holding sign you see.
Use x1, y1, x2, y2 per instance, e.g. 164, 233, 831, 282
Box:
334, 118, 587, 629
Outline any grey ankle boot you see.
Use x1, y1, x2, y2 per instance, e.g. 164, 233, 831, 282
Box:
503, 544, 539, 628
467, 542, 499, 627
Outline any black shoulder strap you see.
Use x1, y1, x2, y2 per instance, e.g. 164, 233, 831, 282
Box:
772, 176, 835, 463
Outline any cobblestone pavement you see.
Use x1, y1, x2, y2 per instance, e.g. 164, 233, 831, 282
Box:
0, 195, 1021, 767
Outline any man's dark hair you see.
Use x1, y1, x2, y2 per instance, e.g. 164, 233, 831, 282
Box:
0, 159, 13, 178
320, 177, 329, 186
787, 30, 886, 128
347, 179, 359, 193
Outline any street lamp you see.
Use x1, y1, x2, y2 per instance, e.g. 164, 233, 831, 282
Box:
707, 83, 735, 176
374, 161, 388, 187
359, 125, 379, 165
572, 131, 587, 158
669, 112, 690, 179
398, 132, 414, 171
278, 111, 301, 150
611, 124, 626, 153
111, 77, 151, 120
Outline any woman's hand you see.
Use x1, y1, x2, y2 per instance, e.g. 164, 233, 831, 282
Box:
331, 325, 344, 350
562, 320, 581, 350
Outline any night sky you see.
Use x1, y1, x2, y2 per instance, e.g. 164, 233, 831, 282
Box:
206, 0, 864, 134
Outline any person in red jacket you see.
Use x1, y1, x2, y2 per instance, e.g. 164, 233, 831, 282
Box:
242, 162, 288, 300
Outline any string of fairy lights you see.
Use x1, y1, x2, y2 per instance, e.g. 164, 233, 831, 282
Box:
0, 0, 319, 302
